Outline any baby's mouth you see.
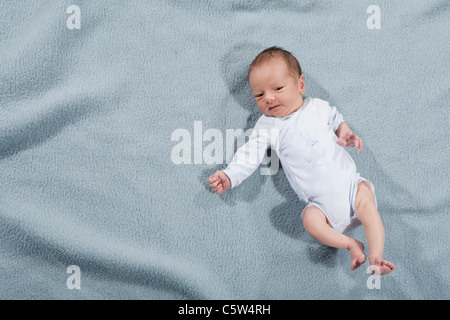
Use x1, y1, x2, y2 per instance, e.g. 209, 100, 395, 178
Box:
268, 105, 280, 111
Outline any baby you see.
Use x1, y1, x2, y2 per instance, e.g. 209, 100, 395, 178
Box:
209, 47, 394, 274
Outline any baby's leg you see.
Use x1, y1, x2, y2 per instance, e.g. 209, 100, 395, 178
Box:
302, 206, 366, 271
354, 182, 395, 275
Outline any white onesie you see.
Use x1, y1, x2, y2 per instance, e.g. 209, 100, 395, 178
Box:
223, 97, 376, 234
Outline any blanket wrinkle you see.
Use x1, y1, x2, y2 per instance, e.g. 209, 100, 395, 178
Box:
0, 213, 229, 299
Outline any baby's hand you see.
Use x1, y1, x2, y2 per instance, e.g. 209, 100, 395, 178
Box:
338, 132, 363, 154
208, 171, 231, 195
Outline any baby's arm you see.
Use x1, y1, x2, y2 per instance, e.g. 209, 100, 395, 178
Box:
335, 122, 363, 154
208, 121, 271, 194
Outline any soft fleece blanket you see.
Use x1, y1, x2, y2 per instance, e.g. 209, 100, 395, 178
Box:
1, 0, 449, 299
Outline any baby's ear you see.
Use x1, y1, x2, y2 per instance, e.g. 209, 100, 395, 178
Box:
298, 75, 305, 94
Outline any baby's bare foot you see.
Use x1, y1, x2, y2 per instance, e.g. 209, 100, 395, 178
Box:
370, 257, 395, 275
347, 239, 366, 271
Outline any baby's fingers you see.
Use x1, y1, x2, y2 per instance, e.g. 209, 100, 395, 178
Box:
209, 178, 220, 188
215, 186, 224, 195
357, 137, 363, 154
208, 174, 219, 183
212, 183, 223, 194
211, 181, 223, 193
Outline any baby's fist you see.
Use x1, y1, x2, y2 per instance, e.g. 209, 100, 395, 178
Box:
208, 171, 231, 195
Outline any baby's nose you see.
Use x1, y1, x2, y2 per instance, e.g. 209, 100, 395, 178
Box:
265, 94, 275, 103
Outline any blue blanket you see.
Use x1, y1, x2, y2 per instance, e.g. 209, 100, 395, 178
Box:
1, 0, 448, 299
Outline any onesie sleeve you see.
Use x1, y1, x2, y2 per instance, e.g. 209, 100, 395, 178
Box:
222, 119, 271, 188
326, 102, 345, 132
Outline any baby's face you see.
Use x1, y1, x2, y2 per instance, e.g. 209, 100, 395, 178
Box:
249, 58, 305, 117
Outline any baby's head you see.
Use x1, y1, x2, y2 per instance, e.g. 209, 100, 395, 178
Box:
248, 47, 305, 117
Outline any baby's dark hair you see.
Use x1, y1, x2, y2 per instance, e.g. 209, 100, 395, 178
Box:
248, 46, 302, 79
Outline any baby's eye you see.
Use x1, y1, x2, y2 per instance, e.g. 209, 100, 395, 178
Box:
254, 93, 263, 98
276, 87, 284, 91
